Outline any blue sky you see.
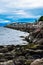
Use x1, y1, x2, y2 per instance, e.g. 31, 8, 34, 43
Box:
0, 0, 43, 23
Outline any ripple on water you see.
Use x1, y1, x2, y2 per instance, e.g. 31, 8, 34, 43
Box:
0, 27, 29, 45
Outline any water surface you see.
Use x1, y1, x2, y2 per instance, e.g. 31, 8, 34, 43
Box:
0, 27, 29, 45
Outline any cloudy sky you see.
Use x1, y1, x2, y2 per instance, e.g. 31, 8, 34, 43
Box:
0, 0, 43, 23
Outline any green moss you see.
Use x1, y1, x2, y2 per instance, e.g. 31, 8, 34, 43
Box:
23, 43, 39, 50
28, 44, 39, 49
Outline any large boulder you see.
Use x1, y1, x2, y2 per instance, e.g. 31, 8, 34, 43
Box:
31, 58, 43, 65
26, 27, 43, 44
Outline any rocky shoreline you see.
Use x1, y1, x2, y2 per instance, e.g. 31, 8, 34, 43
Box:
0, 38, 43, 65
0, 43, 42, 65
1, 17, 43, 65
0, 45, 35, 65
5, 22, 36, 32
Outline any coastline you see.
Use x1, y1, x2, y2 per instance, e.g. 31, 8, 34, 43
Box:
5, 22, 35, 32
0, 20, 43, 65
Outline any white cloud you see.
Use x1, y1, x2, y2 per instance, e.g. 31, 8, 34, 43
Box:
0, 9, 6, 13
0, 0, 43, 8
0, 0, 43, 10
0, 0, 43, 18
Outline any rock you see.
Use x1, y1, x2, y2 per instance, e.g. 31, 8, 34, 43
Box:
4, 53, 14, 60
37, 45, 43, 49
5, 60, 14, 65
35, 38, 43, 44
0, 47, 8, 53
0, 46, 4, 49
7, 45, 15, 51
0, 60, 14, 65
14, 59, 23, 65
31, 58, 43, 65
25, 60, 33, 65
25, 27, 43, 44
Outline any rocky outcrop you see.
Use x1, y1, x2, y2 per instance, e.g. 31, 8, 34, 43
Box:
25, 21, 43, 65
31, 58, 43, 65
25, 26, 43, 44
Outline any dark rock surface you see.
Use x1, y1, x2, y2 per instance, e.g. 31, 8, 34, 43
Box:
0, 41, 43, 65
0, 45, 34, 65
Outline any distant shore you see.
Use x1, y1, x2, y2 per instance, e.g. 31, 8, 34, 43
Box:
5, 22, 37, 32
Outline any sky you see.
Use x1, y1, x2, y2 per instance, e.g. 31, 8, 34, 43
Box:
0, 0, 43, 23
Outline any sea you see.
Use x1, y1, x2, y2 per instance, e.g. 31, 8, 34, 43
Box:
0, 27, 29, 45
0, 18, 35, 45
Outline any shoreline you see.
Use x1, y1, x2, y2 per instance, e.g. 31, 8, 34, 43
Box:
5, 22, 36, 32
0, 21, 43, 65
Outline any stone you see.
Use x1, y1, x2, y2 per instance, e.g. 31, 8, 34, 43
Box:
31, 58, 43, 65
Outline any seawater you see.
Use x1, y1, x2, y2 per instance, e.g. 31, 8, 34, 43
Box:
0, 27, 29, 45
